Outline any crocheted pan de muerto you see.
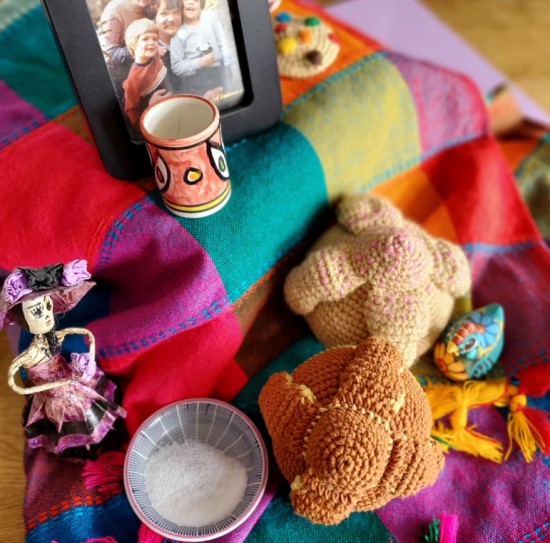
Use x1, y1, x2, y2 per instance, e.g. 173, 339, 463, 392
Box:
284, 194, 471, 366
259, 337, 444, 525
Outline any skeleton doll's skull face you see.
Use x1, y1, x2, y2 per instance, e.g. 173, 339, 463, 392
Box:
22, 295, 55, 335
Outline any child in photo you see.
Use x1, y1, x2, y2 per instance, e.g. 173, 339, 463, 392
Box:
170, 0, 238, 98
99, 0, 153, 65
123, 18, 172, 132
98, 0, 153, 101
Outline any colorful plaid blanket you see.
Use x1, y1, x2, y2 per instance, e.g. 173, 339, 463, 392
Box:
1, 0, 550, 542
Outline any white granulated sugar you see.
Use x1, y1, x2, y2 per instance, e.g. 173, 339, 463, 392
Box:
144, 440, 248, 526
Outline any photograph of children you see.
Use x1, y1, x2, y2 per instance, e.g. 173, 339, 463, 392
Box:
96, 0, 152, 102
123, 18, 171, 138
89, 0, 245, 142
171, 0, 242, 106
151, 0, 183, 87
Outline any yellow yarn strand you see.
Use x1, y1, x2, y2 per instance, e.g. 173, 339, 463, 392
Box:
424, 384, 460, 420
425, 379, 508, 463
462, 379, 508, 408
449, 427, 503, 463
449, 381, 504, 463
431, 423, 455, 452
496, 386, 546, 462
505, 404, 547, 463
431, 423, 503, 462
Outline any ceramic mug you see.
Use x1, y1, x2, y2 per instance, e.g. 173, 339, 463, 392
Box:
140, 95, 231, 219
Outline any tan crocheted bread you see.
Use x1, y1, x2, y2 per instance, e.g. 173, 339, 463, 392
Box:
284, 194, 471, 366
259, 337, 444, 525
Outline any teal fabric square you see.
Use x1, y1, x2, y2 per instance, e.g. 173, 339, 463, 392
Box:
163, 122, 329, 302
0, 4, 76, 118
246, 493, 392, 543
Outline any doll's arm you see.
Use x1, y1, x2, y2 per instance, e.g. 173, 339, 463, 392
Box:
284, 246, 363, 316
58, 328, 97, 381
7, 350, 71, 395
60, 328, 96, 361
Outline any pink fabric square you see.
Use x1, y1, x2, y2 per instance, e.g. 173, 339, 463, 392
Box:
0, 81, 46, 146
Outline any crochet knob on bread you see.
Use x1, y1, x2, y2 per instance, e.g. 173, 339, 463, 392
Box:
284, 193, 472, 366
259, 337, 445, 525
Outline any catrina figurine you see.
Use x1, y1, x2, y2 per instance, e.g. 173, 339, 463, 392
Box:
434, 304, 505, 381
0, 260, 126, 457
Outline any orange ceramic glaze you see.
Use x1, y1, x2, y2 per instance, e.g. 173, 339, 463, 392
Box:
141, 95, 231, 218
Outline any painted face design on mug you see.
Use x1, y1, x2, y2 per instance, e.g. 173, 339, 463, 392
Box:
141, 95, 232, 219
22, 295, 55, 335
150, 126, 230, 217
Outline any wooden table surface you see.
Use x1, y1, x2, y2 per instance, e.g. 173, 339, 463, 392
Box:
1, 1, 549, 541
0, 331, 26, 542
422, 0, 550, 114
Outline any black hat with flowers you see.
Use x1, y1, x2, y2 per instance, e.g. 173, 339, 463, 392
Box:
0, 260, 95, 330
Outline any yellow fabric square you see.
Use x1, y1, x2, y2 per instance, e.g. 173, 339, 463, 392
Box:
283, 54, 422, 201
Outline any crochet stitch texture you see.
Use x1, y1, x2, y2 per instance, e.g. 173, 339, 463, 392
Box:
259, 337, 444, 525
284, 194, 471, 366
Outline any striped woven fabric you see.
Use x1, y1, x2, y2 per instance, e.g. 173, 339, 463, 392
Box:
1, 0, 549, 542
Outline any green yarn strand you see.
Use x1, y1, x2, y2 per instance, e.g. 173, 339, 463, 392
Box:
423, 518, 441, 543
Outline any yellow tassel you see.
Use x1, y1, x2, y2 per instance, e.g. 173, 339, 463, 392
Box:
424, 384, 460, 420
443, 379, 506, 433
497, 386, 547, 462
461, 378, 508, 408
448, 382, 504, 463
431, 422, 503, 462
448, 427, 503, 463
425, 379, 508, 462
505, 409, 540, 462
431, 422, 455, 452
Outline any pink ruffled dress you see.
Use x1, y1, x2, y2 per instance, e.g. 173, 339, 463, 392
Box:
23, 340, 126, 455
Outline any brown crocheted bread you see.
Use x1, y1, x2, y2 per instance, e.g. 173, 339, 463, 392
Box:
284, 194, 471, 366
259, 337, 444, 525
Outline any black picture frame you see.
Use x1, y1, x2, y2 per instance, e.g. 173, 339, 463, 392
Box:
40, 0, 282, 180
